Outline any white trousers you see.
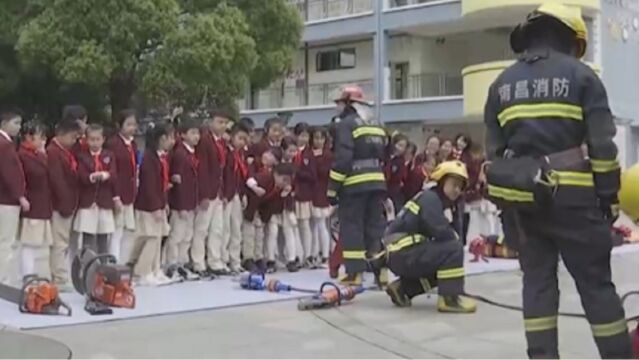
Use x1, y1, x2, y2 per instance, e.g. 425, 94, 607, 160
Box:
312, 216, 331, 259
21, 245, 51, 280
166, 210, 195, 266
466, 199, 503, 241
0, 205, 20, 285
241, 217, 264, 261
223, 195, 243, 268
191, 198, 224, 271
111, 204, 135, 263
266, 213, 297, 263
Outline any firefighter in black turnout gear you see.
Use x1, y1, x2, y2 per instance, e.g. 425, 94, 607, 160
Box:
328, 85, 389, 286
484, 3, 632, 358
371, 161, 477, 313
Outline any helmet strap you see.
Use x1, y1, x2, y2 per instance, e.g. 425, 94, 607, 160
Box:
352, 102, 374, 123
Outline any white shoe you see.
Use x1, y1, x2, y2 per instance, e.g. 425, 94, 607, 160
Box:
183, 267, 200, 281
229, 264, 243, 275
154, 271, 174, 285
168, 271, 182, 283
136, 273, 160, 287
55, 282, 75, 293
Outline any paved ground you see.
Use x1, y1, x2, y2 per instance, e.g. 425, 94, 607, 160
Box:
22, 252, 639, 359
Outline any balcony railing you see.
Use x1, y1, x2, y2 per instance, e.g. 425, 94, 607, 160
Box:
289, 0, 373, 22
389, 0, 442, 9
309, 79, 374, 105
248, 79, 374, 110
391, 73, 463, 100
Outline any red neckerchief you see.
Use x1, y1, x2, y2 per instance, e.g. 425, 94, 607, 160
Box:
265, 181, 280, 200
184, 143, 199, 174
91, 150, 104, 172
233, 148, 248, 180
294, 147, 304, 166
54, 139, 78, 173
159, 152, 170, 193
79, 136, 88, 151
121, 135, 136, 173
212, 133, 226, 167
20, 141, 39, 157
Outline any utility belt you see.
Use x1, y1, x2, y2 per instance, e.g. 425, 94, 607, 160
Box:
486, 147, 594, 209
383, 233, 431, 253
352, 158, 381, 171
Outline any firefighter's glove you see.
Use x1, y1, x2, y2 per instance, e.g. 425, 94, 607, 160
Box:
327, 190, 339, 206
600, 201, 620, 224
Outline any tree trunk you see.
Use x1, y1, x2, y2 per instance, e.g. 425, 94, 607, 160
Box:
109, 75, 136, 125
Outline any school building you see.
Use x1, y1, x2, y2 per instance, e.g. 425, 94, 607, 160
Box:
237, 0, 639, 168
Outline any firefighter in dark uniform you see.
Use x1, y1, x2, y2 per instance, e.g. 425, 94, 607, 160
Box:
327, 85, 389, 286
371, 160, 477, 313
484, 3, 632, 358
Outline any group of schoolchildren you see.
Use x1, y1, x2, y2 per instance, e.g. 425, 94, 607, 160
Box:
0, 103, 486, 290
385, 132, 490, 243
0, 106, 337, 289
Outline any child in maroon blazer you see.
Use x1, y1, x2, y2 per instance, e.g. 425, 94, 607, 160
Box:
242, 148, 278, 273
166, 119, 200, 281
105, 109, 138, 262
74, 124, 118, 256
47, 119, 81, 290
386, 133, 409, 214
193, 111, 228, 276
404, 153, 437, 200
0, 111, 27, 285
247, 117, 284, 171
63, 105, 89, 157
265, 137, 300, 273
132, 123, 175, 286
310, 127, 332, 264
222, 123, 250, 274
256, 162, 296, 273
292, 123, 317, 267
18, 122, 53, 279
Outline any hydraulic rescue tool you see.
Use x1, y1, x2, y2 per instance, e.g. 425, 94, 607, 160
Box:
72, 248, 135, 315
297, 282, 364, 311
328, 215, 342, 279
469, 235, 518, 262
0, 275, 71, 316
239, 273, 294, 293
238, 273, 317, 294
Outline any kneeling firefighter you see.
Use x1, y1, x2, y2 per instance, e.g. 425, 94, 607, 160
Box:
327, 85, 389, 287
484, 3, 632, 358
370, 160, 477, 313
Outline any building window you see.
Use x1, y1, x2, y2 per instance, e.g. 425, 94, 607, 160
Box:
316, 48, 356, 72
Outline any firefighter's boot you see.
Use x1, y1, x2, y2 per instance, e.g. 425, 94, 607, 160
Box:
437, 295, 477, 313
386, 279, 411, 307
339, 272, 363, 286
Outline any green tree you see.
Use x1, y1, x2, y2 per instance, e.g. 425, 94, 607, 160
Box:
0, 0, 107, 126
16, 0, 302, 122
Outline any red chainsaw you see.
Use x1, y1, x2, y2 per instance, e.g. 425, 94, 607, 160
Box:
0, 275, 71, 316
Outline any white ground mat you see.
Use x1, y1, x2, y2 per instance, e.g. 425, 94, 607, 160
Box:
2, 243, 638, 330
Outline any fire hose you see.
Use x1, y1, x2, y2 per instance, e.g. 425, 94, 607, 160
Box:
463, 290, 639, 322
240, 272, 639, 354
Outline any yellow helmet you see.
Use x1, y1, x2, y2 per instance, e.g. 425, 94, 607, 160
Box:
430, 160, 469, 185
527, 3, 588, 58
619, 163, 639, 223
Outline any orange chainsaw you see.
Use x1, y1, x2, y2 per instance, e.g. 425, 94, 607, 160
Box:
71, 249, 135, 315
0, 275, 71, 316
